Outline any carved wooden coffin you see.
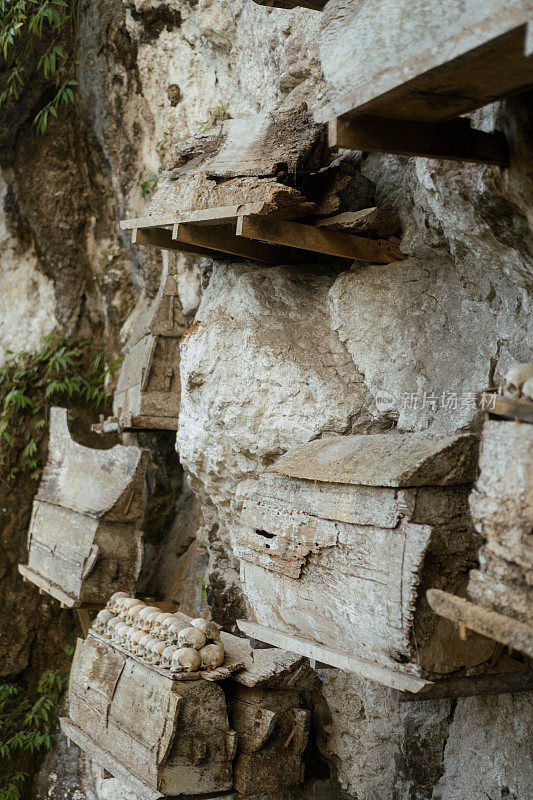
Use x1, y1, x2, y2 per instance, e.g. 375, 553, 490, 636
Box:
61, 602, 312, 799
20, 408, 147, 607
237, 432, 498, 689
113, 258, 187, 430
147, 105, 326, 220
468, 420, 533, 632
318, 0, 533, 122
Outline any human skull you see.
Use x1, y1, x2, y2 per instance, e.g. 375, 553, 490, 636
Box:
152, 613, 175, 638
127, 628, 145, 652
108, 592, 129, 614
136, 634, 153, 658
521, 376, 533, 403
137, 606, 161, 632
171, 647, 201, 673
146, 639, 167, 665
160, 645, 178, 670
199, 642, 225, 671
145, 611, 163, 633
190, 618, 221, 642
160, 615, 184, 639
165, 620, 189, 644
117, 624, 132, 647
125, 602, 146, 627
140, 637, 160, 663
119, 598, 143, 620
177, 627, 207, 650
105, 617, 122, 638
501, 364, 533, 398
93, 609, 115, 634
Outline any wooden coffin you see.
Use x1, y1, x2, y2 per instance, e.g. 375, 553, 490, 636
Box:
20, 408, 147, 607
315, 0, 533, 164
113, 259, 188, 430
237, 432, 499, 691
429, 420, 533, 658
253, 0, 326, 9
61, 608, 312, 798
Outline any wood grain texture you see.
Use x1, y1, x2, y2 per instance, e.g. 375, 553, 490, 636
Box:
317, 1, 533, 123
253, 0, 325, 9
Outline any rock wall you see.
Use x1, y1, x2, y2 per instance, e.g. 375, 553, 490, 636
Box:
1, 2, 532, 800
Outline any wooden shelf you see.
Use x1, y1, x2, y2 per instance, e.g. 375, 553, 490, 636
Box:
427, 589, 533, 659
121, 209, 405, 265
477, 391, 533, 424
315, 12, 533, 164
237, 620, 432, 693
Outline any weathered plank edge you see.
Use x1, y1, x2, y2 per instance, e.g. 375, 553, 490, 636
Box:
120, 203, 269, 231
119, 413, 180, 431
237, 620, 432, 692
427, 589, 533, 658
393, 666, 533, 703
476, 391, 533, 424
18, 564, 81, 608
61, 718, 163, 800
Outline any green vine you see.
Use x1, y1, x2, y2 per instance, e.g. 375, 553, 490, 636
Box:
0, 0, 78, 134
0, 331, 121, 482
0, 668, 62, 800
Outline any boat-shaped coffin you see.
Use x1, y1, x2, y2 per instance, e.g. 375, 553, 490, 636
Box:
237, 432, 498, 688
21, 408, 147, 606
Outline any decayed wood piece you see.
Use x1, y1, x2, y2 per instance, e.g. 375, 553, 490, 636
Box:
317, 1, 533, 123
427, 590, 533, 659
148, 106, 326, 219
271, 431, 479, 486
22, 408, 147, 605
113, 256, 188, 430
477, 391, 533, 424
61, 602, 312, 798
468, 420, 533, 630
316, 204, 401, 237
236, 432, 498, 686
253, 0, 326, 9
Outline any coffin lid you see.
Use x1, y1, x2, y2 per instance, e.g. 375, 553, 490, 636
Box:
37, 408, 147, 518
272, 432, 478, 487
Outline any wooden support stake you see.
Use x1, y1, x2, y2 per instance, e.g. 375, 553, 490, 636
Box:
393, 668, 533, 703
236, 215, 405, 263
77, 608, 91, 638
329, 116, 509, 167
135, 225, 308, 266
427, 589, 533, 658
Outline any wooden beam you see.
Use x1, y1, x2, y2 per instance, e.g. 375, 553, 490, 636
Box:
236, 215, 405, 263
427, 589, 533, 658
393, 666, 533, 703
77, 608, 91, 638
120, 202, 268, 231
18, 564, 80, 608
477, 391, 533, 423
135, 225, 308, 265
329, 116, 509, 166
237, 620, 432, 693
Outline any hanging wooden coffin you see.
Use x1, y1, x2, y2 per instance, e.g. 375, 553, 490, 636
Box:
315, 0, 532, 164
429, 420, 533, 658
19, 408, 147, 607
113, 260, 188, 431
237, 432, 499, 692
61, 602, 313, 799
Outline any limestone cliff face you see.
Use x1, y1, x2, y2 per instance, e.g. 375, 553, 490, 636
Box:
0, 2, 532, 800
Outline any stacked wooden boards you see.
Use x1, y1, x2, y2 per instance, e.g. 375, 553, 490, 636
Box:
18, 408, 147, 608
121, 105, 405, 265
315, 0, 533, 163
237, 432, 499, 693
429, 420, 533, 658
113, 256, 188, 431
61, 611, 313, 800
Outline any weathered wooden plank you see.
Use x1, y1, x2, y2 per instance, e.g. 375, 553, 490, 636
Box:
316, 204, 401, 237
237, 620, 432, 693
395, 667, 533, 702
477, 391, 533, 423
253, 0, 325, 9
328, 116, 509, 166
235, 215, 405, 263
120, 202, 269, 231
18, 564, 81, 608
317, 3, 532, 124
427, 589, 533, 658
272, 432, 478, 486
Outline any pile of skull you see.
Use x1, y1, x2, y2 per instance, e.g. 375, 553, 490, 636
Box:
92, 593, 225, 673
500, 363, 533, 402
